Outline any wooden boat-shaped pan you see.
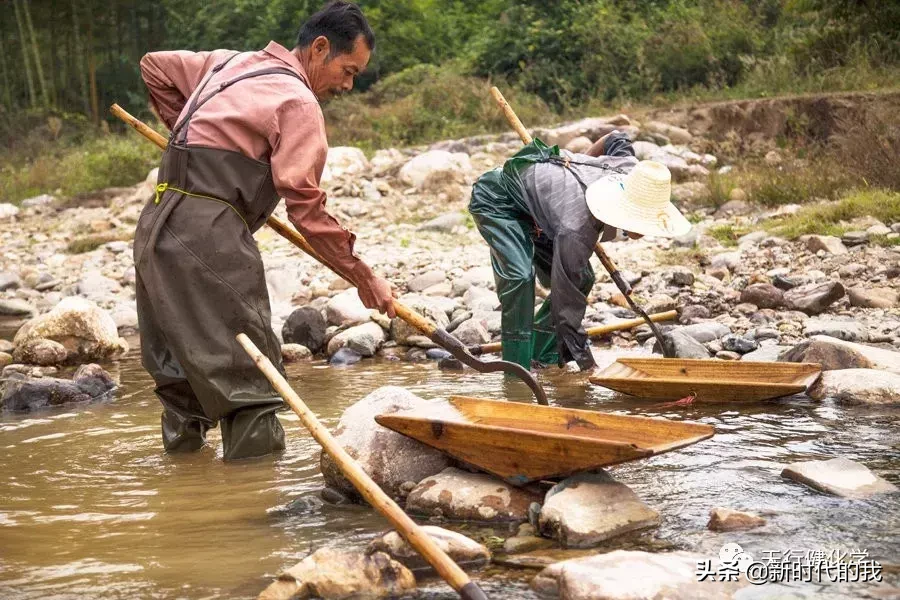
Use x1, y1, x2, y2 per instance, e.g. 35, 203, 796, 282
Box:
589, 357, 822, 402
375, 395, 714, 485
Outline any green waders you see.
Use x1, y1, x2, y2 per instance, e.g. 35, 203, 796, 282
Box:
134, 55, 302, 460
469, 168, 595, 370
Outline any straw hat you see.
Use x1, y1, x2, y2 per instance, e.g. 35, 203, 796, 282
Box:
585, 160, 691, 238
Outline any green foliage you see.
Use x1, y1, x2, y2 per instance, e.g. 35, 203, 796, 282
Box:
0, 131, 158, 205
324, 65, 553, 148
765, 189, 900, 239
707, 224, 752, 247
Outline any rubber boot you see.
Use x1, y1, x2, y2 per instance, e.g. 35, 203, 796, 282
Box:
221, 403, 286, 461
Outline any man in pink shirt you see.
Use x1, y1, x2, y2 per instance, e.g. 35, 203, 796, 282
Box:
135, 1, 392, 460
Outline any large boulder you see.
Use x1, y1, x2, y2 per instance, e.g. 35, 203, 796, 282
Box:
367, 526, 490, 571
325, 289, 371, 327
399, 150, 472, 190
1, 363, 116, 412
658, 329, 710, 358
450, 318, 491, 347
781, 457, 897, 499
848, 287, 899, 309
808, 369, 900, 405
678, 322, 731, 344
531, 550, 745, 600
12, 297, 128, 362
319, 387, 452, 500
406, 467, 541, 523
538, 471, 659, 548
326, 321, 385, 357
257, 548, 415, 600
282, 307, 328, 353
320, 146, 370, 183
779, 336, 900, 372
0, 298, 37, 317
803, 234, 848, 255
12, 338, 68, 366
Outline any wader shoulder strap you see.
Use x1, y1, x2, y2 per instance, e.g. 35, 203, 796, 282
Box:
172, 58, 306, 145
171, 52, 242, 143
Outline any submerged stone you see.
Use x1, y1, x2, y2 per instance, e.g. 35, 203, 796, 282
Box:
781, 457, 898, 499
368, 525, 490, 571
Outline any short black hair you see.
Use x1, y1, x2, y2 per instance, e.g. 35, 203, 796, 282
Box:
296, 1, 375, 56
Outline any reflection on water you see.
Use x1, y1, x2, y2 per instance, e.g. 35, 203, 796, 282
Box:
0, 348, 898, 599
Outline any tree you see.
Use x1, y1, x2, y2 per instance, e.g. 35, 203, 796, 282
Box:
21, 0, 51, 107
12, 0, 37, 108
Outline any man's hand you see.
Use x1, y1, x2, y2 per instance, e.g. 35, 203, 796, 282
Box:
358, 275, 396, 318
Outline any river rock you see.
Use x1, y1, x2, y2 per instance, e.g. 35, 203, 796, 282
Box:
257, 548, 415, 600
848, 287, 899, 309
110, 305, 139, 334
707, 507, 767, 532
320, 387, 452, 500
281, 343, 312, 362
328, 347, 362, 366
0, 299, 37, 317
679, 322, 731, 343
803, 235, 848, 255
742, 345, 790, 362
12, 297, 128, 362
0, 203, 20, 219
659, 329, 710, 358
326, 321, 385, 357
538, 471, 659, 549
418, 211, 467, 233
0, 272, 21, 291
320, 146, 369, 182
803, 318, 868, 342
710, 251, 741, 272
282, 306, 328, 353
679, 305, 710, 322
780, 336, 900, 372
408, 270, 447, 293
808, 369, 900, 405
740, 284, 784, 309
721, 334, 758, 354
325, 289, 371, 327
463, 286, 499, 312
399, 150, 472, 189
783, 281, 845, 315
368, 526, 490, 571
76, 270, 122, 302
12, 338, 68, 366
531, 550, 744, 600
450, 318, 491, 346
1, 363, 116, 412
781, 457, 898, 499
21, 194, 54, 207
406, 467, 540, 523
451, 266, 495, 297
390, 296, 450, 345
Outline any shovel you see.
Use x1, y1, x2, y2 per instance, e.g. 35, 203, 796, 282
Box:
489, 87, 677, 358
112, 103, 549, 405
238, 334, 489, 600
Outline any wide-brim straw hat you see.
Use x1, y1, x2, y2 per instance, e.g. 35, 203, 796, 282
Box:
585, 160, 692, 238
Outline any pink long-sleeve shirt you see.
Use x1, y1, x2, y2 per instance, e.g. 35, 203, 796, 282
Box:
139, 41, 373, 284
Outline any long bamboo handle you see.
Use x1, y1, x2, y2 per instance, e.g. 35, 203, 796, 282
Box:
112, 104, 437, 337
237, 334, 487, 600
475, 310, 676, 355
489, 87, 532, 145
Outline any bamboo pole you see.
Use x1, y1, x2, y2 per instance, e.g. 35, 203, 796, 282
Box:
236, 334, 488, 600
472, 310, 677, 355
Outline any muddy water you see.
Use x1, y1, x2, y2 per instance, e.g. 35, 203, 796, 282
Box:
1, 347, 898, 599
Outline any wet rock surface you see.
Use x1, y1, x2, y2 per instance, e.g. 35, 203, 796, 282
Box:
406, 467, 541, 523
319, 387, 452, 500
538, 471, 660, 548
257, 548, 415, 600
531, 550, 745, 599
367, 526, 490, 571
781, 457, 898, 498
1, 363, 116, 412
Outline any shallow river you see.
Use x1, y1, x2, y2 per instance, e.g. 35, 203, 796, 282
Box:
1, 345, 898, 599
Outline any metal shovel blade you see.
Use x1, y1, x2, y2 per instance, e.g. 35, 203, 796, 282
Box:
432, 328, 549, 405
